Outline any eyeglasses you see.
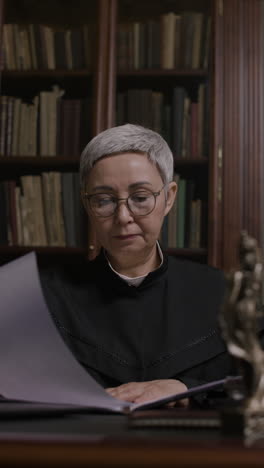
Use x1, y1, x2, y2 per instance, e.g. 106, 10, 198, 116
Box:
82, 186, 165, 218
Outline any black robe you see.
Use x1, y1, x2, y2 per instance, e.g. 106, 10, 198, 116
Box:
39, 251, 231, 393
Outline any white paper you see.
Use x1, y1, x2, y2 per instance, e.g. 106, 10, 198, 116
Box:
0, 252, 125, 412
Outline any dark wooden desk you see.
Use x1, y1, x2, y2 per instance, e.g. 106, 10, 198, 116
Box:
0, 412, 264, 467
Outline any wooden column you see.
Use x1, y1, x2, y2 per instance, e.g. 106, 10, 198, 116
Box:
242, 1, 263, 242
92, 0, 110, 136
260, 0, 264, 270
208, 0, 224, 268
92, 0, 117, 135
0, 0, 4, 77
105, 0, 117, 128
220, 0, 262, 271
88, 0, 117, 257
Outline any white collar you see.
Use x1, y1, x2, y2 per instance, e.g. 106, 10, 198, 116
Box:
106, 242, 163, 287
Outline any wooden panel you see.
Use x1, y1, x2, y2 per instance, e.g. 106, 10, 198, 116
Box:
222, 0, 243, 271
208, 0, 224, 268
261, 1, 264, 263
106, 0, 117, 128
220, 0, 262, 271
92, 0, 110, 136
0, 0, 4, 73
242, 1, 262, 241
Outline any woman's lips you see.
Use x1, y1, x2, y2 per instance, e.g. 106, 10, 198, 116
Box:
114, 234, 139, 240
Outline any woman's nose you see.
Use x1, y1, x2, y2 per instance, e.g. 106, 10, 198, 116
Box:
114, 201, 134, 223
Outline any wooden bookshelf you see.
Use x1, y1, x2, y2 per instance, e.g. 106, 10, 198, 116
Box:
0, 0, 97, 258
0, 0, 262, 271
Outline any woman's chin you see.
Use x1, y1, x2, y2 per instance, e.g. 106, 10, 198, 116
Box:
109, 235, 143, 249
108, 242, 145, 259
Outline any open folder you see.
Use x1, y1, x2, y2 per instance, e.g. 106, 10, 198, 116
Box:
0, 253, 241, 415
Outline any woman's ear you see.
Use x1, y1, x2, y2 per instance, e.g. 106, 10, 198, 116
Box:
164, 181, 177, 216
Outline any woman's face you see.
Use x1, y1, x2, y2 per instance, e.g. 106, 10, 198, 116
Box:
85, 152, 176, 262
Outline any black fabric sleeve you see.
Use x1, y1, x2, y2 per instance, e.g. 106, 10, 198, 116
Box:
174, 351, 237, 407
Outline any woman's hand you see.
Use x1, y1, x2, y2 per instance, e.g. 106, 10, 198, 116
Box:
106, 379, 189, 407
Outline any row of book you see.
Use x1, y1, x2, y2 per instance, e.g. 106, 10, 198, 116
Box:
116, 84, 209, 159
2, 23, 93, 70
118, 11, 211, 70
160, 175, 205, 249
3, 11, 210, 72
0, 83, 207, 159
0, 87, 92, 157
0, 172, 87, 248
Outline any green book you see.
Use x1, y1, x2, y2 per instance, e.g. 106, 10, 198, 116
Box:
176, 178, 186, 248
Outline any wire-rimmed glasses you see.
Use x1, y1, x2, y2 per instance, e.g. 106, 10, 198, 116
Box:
82, 186, 165, 217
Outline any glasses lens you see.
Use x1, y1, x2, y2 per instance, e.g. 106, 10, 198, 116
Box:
90, 195, 116, 216
128, 191, 155, 215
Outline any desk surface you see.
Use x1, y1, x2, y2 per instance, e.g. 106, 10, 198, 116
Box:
0, 411, 264, 467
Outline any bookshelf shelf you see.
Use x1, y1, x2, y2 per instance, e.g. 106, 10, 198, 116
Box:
2, 70, 93, 78
0, 246, 87, 255
117, 69, 208, 77
0, 156, 80, 170
0, 246, 89, 266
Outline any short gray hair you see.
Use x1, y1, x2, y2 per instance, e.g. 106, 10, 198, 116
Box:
80, 124, 174, 190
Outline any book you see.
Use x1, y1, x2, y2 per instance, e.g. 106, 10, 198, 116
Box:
181, 95, 191, 158
0, 95, 8, 155
191, 13, 204, 69
133, 22, 140, 69
0, 252, 241, 414
0, 182, 8, 244
11, 97, 21, 155
174, 15, 182, 69
54, 29, 67, 69
167, 173, 179, 248
82, 24, 92, 69
172, 87, 186, 159
176, 178, 186, 248
7, 180, 18, 245
28, 24, 38, 69
72, 172, 87, 247
15, 185, 23, 245
71, 28, 85, 69
161, 12, 176, 69
197, 83, 206, 157
6, 96, 14, 155
42, 171, 66, 246
39, 91, 49, 155
20, 175, 48, 246
61, 172, 77, 247
184, 180, 195, 248
3, 24, 16, 70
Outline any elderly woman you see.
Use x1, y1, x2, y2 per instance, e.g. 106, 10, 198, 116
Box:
40, 124, 229, 405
